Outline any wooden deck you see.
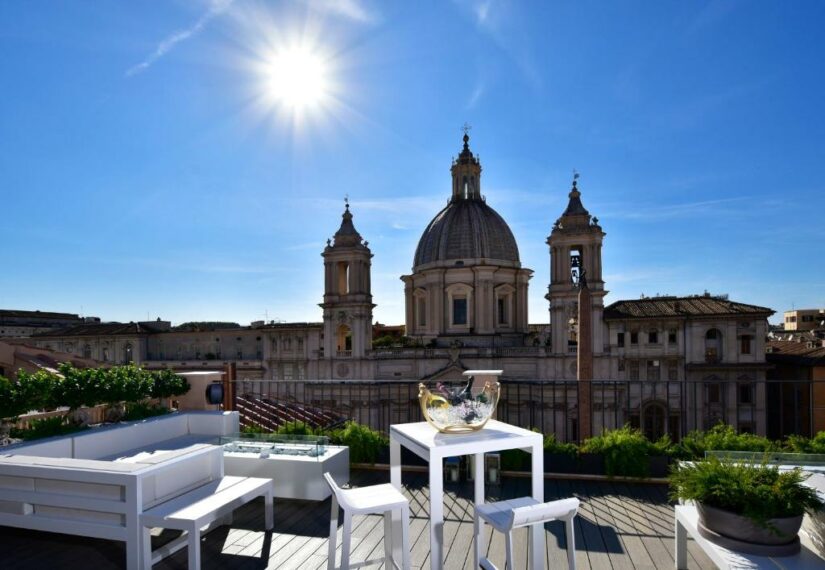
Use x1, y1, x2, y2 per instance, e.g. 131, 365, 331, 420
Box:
0, 470, 712, 569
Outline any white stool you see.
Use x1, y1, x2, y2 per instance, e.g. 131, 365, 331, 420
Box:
324, 472, 411, 570
474, 496, 579, 570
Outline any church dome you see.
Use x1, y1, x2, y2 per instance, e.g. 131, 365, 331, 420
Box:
413, 198, 521, 268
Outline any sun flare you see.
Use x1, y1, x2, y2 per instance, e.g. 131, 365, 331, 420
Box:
266, 48, 327, 109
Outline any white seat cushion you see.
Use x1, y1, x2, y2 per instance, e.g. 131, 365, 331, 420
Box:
339, 483, 407, 513
477, 497, 579, 531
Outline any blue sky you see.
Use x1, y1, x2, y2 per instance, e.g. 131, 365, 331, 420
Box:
1, 1, 823, 326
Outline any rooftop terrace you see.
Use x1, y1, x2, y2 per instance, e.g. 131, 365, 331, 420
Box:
0, 470, 712, 569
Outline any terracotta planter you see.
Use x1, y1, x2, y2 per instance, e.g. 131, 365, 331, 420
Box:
697, 502, 803, 556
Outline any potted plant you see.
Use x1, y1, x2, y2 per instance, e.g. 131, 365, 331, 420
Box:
0, 375, 28, 442
543, 433, 579, 474
669, 455, 823, 555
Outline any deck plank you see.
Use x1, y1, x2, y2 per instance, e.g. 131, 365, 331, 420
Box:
0, 471, 724, 569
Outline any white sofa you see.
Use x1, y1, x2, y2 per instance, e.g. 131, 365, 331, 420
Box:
0, 411, 238, 569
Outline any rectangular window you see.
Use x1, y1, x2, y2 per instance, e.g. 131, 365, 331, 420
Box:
617, 332, 625, 347
740, 336, 752, 354
668, 363, 678, 381
497, 297, 507, 325
707, 384, 721, 404
629, 361, 640, 381
630, 332, 639, 345
647, 360, 660, 381
739, 383, 754, 404
283, 363, 293, 381
648, 330, 658, 344
453, 298, 467, 325
668, 331, 677, 344
236, 349, 243, 359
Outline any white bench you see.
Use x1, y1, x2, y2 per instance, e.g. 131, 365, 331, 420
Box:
141, 475, 274, 569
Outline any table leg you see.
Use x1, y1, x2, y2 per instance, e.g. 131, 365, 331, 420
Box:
264, 488, 274, 530
530, 443, 544, 570
429, 457, 444, 570
675, 517, 687, 570
390, 438, 401, 490
473, 452, 484, 569
390, 438, 402, 568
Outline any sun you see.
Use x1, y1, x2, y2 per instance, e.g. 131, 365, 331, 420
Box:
265, 47, 327, 109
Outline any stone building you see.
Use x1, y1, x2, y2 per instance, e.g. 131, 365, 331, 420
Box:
23, 133, 776, 439
0, 310, 97, 338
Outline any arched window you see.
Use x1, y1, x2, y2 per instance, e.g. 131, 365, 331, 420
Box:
495, 284, 515, 328
413, 288, 427, 330
446, 283, 473, 329
337, 261, 350, 295
642, 401, 667, 441
704, 328, 723, 362
336, 325, 352, 352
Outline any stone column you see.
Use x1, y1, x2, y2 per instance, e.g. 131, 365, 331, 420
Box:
577, 283, 593, 441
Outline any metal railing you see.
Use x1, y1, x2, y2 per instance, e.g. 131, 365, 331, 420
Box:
234, 379, 823, 443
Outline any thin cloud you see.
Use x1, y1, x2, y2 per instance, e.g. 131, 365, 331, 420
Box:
466, 82, 484, 108
599, 197, 750, 222
304, 0, 375, 23
126, 0, 234, 77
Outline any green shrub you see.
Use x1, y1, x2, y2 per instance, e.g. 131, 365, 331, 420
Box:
784, 432, 825, 454
676, 424, 777, 459
10, 416, 89, 441
150, 369, 190, 399
543, 433, 579, 456
328, 421, 388, 464
123, 402, 170, 422
500, 449, 530, 470
14, 369, 59, 412
53, 364, 102, 410
669, 456, 823, 530
581, 425, 665, 477
0, 375, 37, 421
275, 420, 319, 436
241, 423, 270, 434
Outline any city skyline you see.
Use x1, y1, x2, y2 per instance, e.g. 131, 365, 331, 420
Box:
2, 1, 824, 326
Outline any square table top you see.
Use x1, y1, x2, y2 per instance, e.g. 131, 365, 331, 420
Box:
390, 420, 542, 458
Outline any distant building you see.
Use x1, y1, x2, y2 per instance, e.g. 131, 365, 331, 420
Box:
782, 308, 825, 332
23, 134, 776, 439
766, 340, 825, 437
0, 310, 97, 338
0, 339, 101, 380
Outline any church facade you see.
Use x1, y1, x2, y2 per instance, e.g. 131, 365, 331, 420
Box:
28, 134, 774, 437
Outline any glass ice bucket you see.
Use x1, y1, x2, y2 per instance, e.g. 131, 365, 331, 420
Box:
418, 378, 500, 433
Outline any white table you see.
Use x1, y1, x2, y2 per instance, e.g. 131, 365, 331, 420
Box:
674, 505, 825, 569
390, 420, 544, 570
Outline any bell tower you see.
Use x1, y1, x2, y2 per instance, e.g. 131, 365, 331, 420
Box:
320, 200, 374, 360
546, 174, 607, 358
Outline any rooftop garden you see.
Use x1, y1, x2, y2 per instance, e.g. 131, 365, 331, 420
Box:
0, 364, 189, 443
